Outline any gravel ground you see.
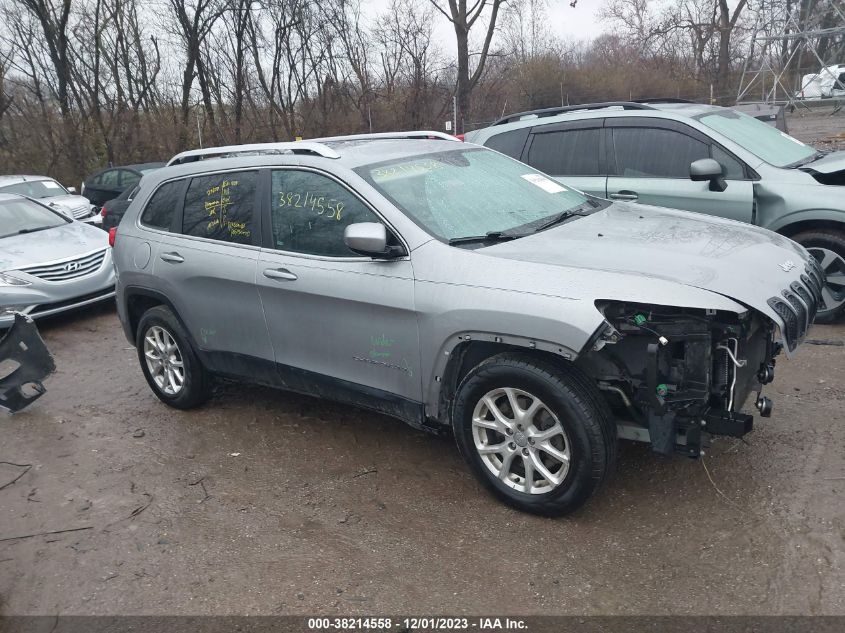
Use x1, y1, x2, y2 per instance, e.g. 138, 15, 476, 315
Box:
0, 305, 843, 616
1, 115, 844, 618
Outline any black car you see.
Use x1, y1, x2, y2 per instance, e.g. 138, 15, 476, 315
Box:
81, 162, 164, 207
100, 183, 138, 231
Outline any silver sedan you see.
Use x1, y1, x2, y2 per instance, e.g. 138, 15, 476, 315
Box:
0, 194, 115, 328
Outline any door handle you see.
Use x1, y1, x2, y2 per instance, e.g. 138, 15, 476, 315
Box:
263, 268, 298, 281
160, 252, 185, 264
609, 191, 638, 201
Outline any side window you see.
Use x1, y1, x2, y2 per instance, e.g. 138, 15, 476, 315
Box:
98, 169, 119, 188
119, 170, 141, 189
485, 128, 530, 159
182, 171, 256, 245
527, 128, 601, 176
140, 181, 182, 230
711, 145, 745, 180
613, 128, 708, 178
270, 170, 380, 257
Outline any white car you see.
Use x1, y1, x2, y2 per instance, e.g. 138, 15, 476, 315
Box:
0, 175, 101, 225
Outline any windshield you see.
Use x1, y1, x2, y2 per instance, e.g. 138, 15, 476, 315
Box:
0, 179, 67, 199
0, 198, 69, 238
697, 110, 817, 168
356, 148, 589, 242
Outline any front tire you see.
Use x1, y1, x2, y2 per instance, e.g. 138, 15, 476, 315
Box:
792, 229, 845, 323
451, 353, 616, 516
136, 306, 210, 409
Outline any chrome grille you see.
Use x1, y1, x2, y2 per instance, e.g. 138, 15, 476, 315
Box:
21, 250, 107, 282
71, 206, 91, 219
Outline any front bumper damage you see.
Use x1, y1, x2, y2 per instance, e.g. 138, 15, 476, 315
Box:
0, 313, 56, 413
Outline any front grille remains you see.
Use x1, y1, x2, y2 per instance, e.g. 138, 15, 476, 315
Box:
21, 250, 107, 282
768, 271, 820, 351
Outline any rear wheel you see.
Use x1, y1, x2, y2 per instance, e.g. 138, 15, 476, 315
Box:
451, 353, 616, 516
136, 306, 210, 409
792, 229, 845, 323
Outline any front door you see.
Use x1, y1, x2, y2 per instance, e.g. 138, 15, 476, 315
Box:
606, 120, 754, 223
256, 168, 421, 414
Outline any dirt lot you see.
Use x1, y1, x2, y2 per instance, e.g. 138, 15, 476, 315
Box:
1, 303, 844, 617
2, 114, 845, 618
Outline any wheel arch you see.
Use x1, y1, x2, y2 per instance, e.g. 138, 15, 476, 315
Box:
769, 210, 845, 238
427, 332, 585, 425
123, 287, 186, 345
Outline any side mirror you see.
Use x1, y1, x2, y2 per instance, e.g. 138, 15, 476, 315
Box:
344, 222, 406, 259
690, 158, 727, 192
66, 186, 77, 194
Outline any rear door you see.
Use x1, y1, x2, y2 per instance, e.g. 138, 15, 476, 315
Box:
606, 118, 754, 223
153, 168, 274, 380
522, 120, 607, 198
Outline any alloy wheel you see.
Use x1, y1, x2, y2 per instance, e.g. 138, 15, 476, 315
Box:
808, 247, 845, 317
143, 325, 185, 395
471, 387, 571, 495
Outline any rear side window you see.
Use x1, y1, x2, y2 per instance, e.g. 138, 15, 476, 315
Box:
612, 128, 708, 178
484, 128, 530, 159
140, 181, 182, 230
527, 129, 601, 176
182, 171, 257, 245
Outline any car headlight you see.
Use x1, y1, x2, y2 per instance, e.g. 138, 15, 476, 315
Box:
0, 272, 30, 286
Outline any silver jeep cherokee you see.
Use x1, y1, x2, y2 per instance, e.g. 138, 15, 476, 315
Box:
113, 133, 821, 515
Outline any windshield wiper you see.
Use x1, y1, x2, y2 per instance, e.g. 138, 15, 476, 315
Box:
532, 200, 597, 233
788, 151, 825, 169
448, 230, 525, 245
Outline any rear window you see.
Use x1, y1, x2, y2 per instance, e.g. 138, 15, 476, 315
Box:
140, 181, 182, 230
484, 128, 530, 159
182, 171, 257, 245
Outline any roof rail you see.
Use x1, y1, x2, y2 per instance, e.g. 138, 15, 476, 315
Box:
166, 142, 340, 167
631, 97, 696, 104
311, 130, 460, 142
492, 101, 656, 126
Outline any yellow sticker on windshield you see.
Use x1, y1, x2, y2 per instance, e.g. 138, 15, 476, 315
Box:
521, 173, 567, 194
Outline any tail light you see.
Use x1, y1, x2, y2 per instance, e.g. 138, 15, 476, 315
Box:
100, 204, 107, 217
456, 134, 465, 141
108, 227, 117, 247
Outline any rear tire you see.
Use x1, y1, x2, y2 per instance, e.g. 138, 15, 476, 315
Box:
136, 306, 210, 409
451, 353, 616, 516
792, 229, 845, 323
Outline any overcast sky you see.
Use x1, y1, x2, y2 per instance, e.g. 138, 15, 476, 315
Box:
363, 0, 603, 55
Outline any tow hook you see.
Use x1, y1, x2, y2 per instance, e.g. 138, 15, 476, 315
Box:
756, 395, 774, 418
757, 363, 775, 385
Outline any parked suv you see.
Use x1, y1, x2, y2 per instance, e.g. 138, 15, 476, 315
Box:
465, 100, 845, 321
114, 134, 820, 515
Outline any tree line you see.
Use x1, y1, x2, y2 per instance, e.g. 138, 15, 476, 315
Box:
0, 0, 839, 184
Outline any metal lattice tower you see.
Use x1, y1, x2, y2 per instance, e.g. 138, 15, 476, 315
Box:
737, 0, 845, 106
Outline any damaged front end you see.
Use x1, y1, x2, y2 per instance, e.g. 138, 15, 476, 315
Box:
0, 313, 56, 413
578, 301, 783, 458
